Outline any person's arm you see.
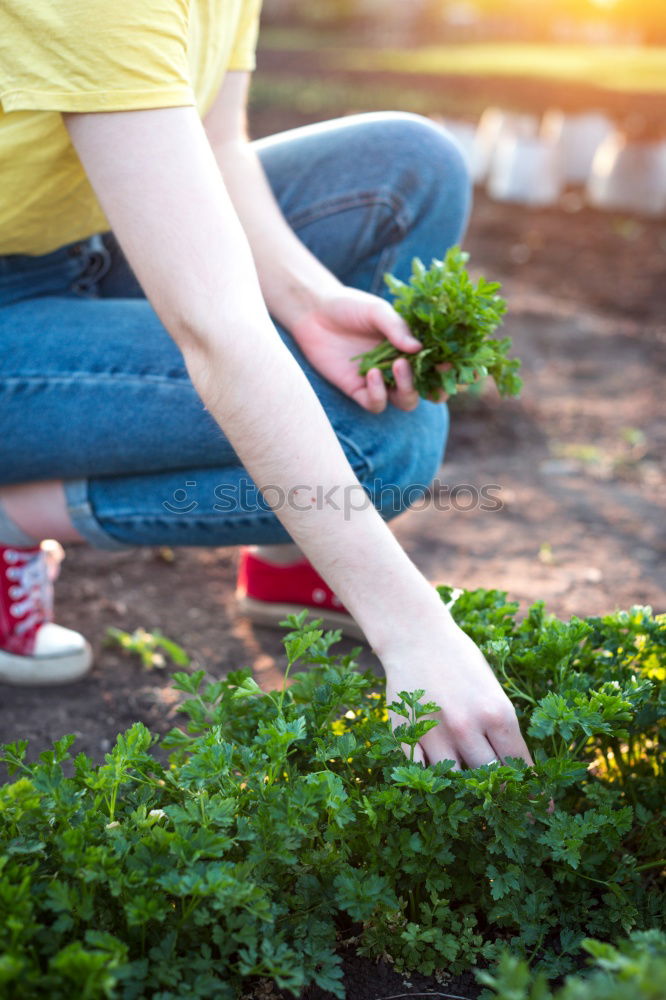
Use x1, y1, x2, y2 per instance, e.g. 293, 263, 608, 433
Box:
64, 106, 531, 769
203, 72, 435, 414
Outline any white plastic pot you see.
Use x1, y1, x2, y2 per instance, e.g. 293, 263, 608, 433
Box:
487, 136, 564, 207
437, 118, 479, 176
472, 107, 540, 184
541, 110, 614, 185
587, 133, 666, 216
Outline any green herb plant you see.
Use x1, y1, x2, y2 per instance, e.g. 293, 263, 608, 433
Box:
479, 930, 666, 1000
105, 627, 191, 671
0, 593, 663, 999
355, 246, 522, 399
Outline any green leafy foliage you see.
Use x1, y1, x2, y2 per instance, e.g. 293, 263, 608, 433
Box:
105, 627, 190, 671
354, 247, 522, 398
0, 595, 663, 998
479, 930, 666, 1000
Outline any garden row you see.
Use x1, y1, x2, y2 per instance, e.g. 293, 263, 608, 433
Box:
0, 588, 664, 998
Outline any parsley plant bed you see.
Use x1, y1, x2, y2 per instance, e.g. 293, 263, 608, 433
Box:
0, 590, 664, 999
481, 931, 666, 1000
355, 247, 522, 399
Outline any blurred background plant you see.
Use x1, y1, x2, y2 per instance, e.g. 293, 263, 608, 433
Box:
253, 0, 666, 222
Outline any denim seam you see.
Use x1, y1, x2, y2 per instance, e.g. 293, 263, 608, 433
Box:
102, 514, 283, 526
91, 431, 373, 532
0, 260, 82, 280
370, 243, 400, 296
286, 189, 410, 297
0, 374, 189, 387
99, 492, 399, 531
335, 429, 375, 479
286, 189, 410, 237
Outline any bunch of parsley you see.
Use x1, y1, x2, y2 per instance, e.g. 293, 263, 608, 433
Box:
355, 246, 522, 398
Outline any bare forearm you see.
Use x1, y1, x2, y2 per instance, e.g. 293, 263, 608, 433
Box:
203, 80, 424, 416
183, 327, 441, 651
211, 137, 342, 330
64, 107, 438, 651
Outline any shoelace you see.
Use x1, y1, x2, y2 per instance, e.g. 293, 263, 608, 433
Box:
3, 549, 51, 636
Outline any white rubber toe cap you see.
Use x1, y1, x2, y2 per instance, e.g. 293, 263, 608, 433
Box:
0, 624, 92, 686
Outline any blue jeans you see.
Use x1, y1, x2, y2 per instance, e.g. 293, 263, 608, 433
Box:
0, 113, 470, 549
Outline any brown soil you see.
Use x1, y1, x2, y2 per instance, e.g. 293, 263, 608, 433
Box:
1, 74, 665, 1000
288, 950, 483, 1000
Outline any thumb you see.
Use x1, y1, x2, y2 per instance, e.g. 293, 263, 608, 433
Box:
369, 300, 421, 353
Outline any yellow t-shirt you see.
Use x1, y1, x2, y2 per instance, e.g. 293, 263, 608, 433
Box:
0, 0, 263, 255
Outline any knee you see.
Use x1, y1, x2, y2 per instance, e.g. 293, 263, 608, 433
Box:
356, 399, 449, 521
364, 112, 471, 214
348, 112, 471, 266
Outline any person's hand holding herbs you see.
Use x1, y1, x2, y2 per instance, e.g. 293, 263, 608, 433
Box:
354, 247, 522, 402
290, 284, 431, 413
291, 246, 520, 413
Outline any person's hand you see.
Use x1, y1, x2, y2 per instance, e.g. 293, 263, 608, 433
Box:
381, 611, 533, 769
290, 288, 447, 413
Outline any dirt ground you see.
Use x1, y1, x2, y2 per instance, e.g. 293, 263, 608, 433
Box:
1, 84, 665, 1000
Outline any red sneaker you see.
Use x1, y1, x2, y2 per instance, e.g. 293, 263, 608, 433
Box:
0, 543, 92, 685
236, 548, 365, 640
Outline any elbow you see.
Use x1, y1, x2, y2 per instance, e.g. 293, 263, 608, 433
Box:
171, 308, 211, 353
171, 310, 219, 382
159, 285, 222, 357
175, 317, 219, 398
